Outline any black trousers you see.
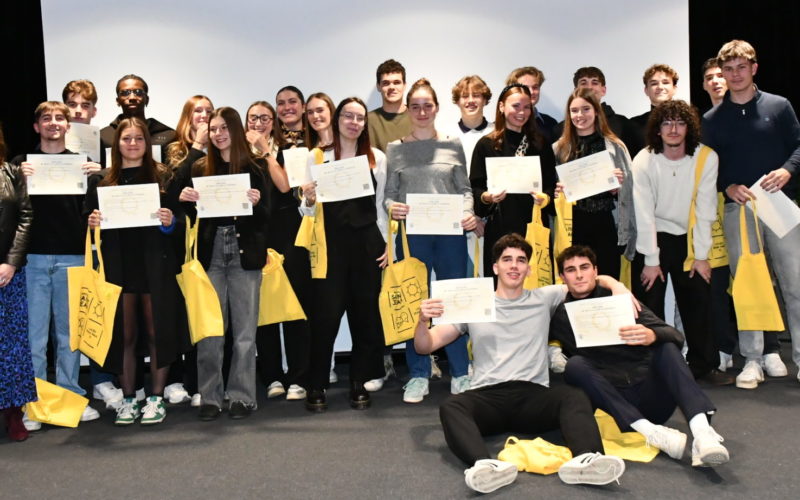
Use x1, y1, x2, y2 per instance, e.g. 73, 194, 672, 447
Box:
439, 380, 604, 465
255, 207, 312, 389
307, 223, 385, 390
563, 343, 716, 431
632, 232, 717, 376
572, 208, 621, 279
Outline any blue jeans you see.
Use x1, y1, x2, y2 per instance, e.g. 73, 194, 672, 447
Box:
397, 233, 470, 378
197, 227, 261, 408
26, 253, 86, 395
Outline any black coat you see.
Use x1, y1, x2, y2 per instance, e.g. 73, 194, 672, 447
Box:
85, 169, 189, 373
0, 163, 32, 268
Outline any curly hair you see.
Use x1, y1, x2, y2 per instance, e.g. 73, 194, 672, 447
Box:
645, 100, 701, 155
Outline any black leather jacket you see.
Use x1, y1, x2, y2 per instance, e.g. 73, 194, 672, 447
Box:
0, 162, 33, 268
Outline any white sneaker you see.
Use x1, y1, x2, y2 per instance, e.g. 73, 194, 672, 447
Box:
190, 393, 202, 407
364, 378, 384, 392
464, 459, 518, 493
93, 381, 124, 409
80, 405, 101, 422
267, 381, 285, 398
140, 396, 167, 425
645, 425, 687, 460
558, 452, 625, 485
762, 353, 788, 377
719, 351, 733, 372
164, 382, 191, 404
286, 384, 307, 400
23, 411, 41, 431
329, 368, 338, 384
135, 387, 146, 402
403, 377, 429, 403
431, 356, 442, 380
450, 375, 471, 394
691, 427, 729, 467
549, 345, 568, 373
383, 354, 397, 381
736, 360, 764, 389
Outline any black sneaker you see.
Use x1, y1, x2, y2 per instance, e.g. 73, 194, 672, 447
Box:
229, 401, 252, 419
697, 369, 736, 386
198, 404, 221, 421
305, 389, 327, 413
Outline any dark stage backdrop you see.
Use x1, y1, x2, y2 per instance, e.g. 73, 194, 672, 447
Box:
1, 1, 798, 158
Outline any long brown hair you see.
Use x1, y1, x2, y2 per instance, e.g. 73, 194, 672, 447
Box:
274, 86, 308, 148
202, 107, 255, 177
332, 97, 375, 169
487, 84, 541, 151
102, 117, 169, 191
554, 87, 622, 163
166, 95, 213, 168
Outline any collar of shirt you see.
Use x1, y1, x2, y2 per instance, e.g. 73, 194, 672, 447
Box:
457, 117, 489, 133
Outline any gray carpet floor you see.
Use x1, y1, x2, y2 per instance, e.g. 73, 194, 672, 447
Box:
2, 355, 800, 500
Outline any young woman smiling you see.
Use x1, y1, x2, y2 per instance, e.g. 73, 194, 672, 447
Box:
275, 86, 308, 147
165, 95, 214, 170
85, 117, 187, 426
385, 78, 476, 404
553, 87, 635, 278
469, 83, 557, 278
244, 101, 280, 157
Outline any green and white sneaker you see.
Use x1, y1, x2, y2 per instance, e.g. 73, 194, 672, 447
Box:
115, 397, 140, 426
140, 396, 167, 425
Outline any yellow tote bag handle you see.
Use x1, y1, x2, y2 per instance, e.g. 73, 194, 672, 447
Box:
473, 235, 480, 278
684, 146, 711, 271
93, 226, 108, 281
183, 216, 200, 264
739, 201, 763, 256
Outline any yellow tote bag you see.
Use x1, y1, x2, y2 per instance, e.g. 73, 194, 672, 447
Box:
294, 148, 328, 279
619, 256, 632, 290
498, 437, 573, 475
67, 226, 121, 366
175, 217, 224, 345
258, 248, 307, 325
523, 202, 553, 289
24, 378, 88, 428
595, 409, 658, 463
379, 217, 429, 346
731, 203, 785, 331
684, 146, 728, 270
553, 193, 574, 284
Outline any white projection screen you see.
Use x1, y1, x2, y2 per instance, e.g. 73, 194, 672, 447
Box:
41, 0, 689, 352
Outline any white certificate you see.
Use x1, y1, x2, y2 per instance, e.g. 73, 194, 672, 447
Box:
747, 176, 800, 238
105, 145, 162, 165
310, 155, 374, 202
556, 150, 620, 202
193, 173, 253, 218
486, 156, 542, 194
26, 154, 87, 195
431, 278, 496, 325
97, 183, 161, 229
283, 147, 311, 187
564, 294, 635, 348
65, 123, 101, 163
406, 193, 464, 235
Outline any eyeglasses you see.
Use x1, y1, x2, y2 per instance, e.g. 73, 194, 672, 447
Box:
660, 120, 687, 129
247, 114, 273, 124
341, 112, 365, 123
118, 88, 147, 97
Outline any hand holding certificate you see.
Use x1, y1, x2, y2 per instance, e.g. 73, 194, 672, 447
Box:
406, 193, 463, 235
747, 175, 800, 238
486, 156, 542, 194
430, 278, 496, 325
309, 155, 374, 202
564, 294, 636, 348
192, 173, 253, 218
26, 154, 88, 195
556, 150, 619, 202
97, 183, 161, 229
283, 147, 311, 187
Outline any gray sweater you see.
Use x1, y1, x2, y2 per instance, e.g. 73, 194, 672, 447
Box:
384, 137, 474, 217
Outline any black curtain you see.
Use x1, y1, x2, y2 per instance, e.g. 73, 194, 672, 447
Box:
0, 1, 47, 160
689, 0, 800, 115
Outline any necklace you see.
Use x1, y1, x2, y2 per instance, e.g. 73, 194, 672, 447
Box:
410, 130, 437, 142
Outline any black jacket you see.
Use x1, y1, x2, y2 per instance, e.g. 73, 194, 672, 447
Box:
0, 162, 32, 268
549, 285, 684, 386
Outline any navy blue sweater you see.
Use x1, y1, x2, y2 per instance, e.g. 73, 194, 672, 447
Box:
702, 89, 800, 201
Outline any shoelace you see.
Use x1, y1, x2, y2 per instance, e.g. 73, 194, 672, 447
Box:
116, 401, 136, 417
404, 379, 427, 391
142, 399, 161, 416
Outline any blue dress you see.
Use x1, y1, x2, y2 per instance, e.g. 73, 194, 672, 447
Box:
0, 268, 37, 408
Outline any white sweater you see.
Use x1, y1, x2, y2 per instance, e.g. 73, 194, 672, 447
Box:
632, 145, 718, 266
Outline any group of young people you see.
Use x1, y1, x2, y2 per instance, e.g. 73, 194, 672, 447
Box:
1, 38, 798, 494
